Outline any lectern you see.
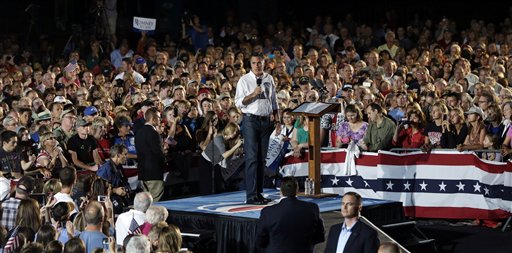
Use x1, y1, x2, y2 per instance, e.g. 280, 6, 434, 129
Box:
291, 102, 341, 197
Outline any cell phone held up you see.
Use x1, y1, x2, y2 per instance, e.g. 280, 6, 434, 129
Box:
97, 195, 108, 202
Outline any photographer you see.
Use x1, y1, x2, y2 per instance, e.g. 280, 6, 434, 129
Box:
97, 144, 131, 213
392, 109, 426, 148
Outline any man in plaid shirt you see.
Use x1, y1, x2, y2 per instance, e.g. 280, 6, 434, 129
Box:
0, 176, 34, 231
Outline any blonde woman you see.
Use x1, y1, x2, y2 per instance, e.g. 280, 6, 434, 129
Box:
36, 132, 68, 177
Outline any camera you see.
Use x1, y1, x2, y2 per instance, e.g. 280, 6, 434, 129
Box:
97, 195, 107, 202
399, 117, 410, 125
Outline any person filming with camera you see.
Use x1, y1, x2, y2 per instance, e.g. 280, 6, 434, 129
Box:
392, 109, 426, 148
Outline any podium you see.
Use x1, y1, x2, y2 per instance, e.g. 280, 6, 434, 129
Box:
291, 102, 340, 197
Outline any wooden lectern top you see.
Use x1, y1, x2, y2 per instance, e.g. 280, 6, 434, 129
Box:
291, 102, 341, 117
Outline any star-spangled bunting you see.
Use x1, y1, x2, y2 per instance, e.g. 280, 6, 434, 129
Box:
281, 149, 511, 219
318, 176, 503, 198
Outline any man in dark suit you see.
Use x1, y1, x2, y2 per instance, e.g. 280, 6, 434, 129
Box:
256, 177, 325, 253
135, 107, 166, 201
324, 192, 379, 253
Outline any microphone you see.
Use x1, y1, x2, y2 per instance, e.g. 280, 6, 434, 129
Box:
257, 77, 264, 98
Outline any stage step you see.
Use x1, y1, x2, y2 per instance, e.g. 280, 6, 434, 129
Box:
380, 220, 437, 253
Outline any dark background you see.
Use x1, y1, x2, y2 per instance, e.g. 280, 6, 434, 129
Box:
1, 0, 511, 51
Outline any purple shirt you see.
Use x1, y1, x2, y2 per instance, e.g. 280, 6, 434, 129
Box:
336, 121, 368, 144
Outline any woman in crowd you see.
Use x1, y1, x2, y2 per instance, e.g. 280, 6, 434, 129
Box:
141, 205, 169, 235
424, 101, 448, 150
457, 107, 486, 151
156, 224, 183, 253
290, 115, 309, 158
336, 104, 368, 147
16, 198, 42, 233
392, 109, 426, 148
36, 132, 68, 177
441, 107, 468, 148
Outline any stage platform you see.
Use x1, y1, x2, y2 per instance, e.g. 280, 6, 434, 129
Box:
158, 189, 404, 253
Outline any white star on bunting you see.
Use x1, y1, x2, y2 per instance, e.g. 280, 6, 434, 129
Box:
331, 177, 339, 186
484, 187, 490, 195
456, 182, 465, 191
473, 182, 481, 192
403, 181, 411, 191
419, 181, 428, 191
345, 178, 354, 186
386, 180, 394, 190
438, 181, 447, 192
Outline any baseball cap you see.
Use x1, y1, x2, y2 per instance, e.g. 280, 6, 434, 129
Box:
187, 80, 198, 86
35, 110, 52, 122
55, 83, 65, 91
465, 106, 484, 118
16, 175, 35, 194
135, 57, 146, 65
173, 85, 185, 93
198, 88, 211, 97
84, 106, 98, 116
60, 109, 76, 120
277, 90, 290, 100
342, 84, 354, 91
54, 96, 67, 103
76, 118, 92, 128
217, 92, 231, 101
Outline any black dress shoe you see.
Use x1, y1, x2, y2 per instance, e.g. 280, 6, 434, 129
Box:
257, 194, 271, 203
246, 199, 267, 205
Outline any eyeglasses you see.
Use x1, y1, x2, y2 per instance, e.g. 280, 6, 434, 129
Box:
478, 100, 488, 104
76, 93, 86, 97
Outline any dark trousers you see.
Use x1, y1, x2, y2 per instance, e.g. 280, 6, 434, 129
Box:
242, 114, 273, 201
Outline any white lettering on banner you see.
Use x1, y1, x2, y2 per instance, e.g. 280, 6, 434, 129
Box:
133, 17, 157, 31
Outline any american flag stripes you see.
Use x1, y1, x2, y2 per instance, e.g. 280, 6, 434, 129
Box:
280, 149, 512, 220
3, 225, 20, 253
127, 214, 142, 235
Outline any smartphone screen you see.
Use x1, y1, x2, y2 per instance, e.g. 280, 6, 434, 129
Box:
97, 195, 107, 202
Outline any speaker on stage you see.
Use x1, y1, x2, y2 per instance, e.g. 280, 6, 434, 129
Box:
380, 221, 437, 253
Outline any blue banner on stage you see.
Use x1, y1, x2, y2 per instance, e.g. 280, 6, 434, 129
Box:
157, 189, 397, 219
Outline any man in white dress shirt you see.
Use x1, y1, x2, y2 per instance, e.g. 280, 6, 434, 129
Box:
235, 52, 280, 205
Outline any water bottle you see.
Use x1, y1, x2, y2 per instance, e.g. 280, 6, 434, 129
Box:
304, 178, 310, 195
310, 179, 315, 195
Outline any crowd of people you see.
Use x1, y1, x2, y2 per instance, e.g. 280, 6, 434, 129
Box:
0, 8, 512, 253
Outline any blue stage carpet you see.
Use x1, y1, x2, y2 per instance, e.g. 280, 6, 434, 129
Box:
157, 189, 398, 219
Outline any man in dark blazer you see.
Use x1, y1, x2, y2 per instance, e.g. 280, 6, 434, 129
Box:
324, 192, 379, 253
135, 107, 166, 201
256, 177, 325, 253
